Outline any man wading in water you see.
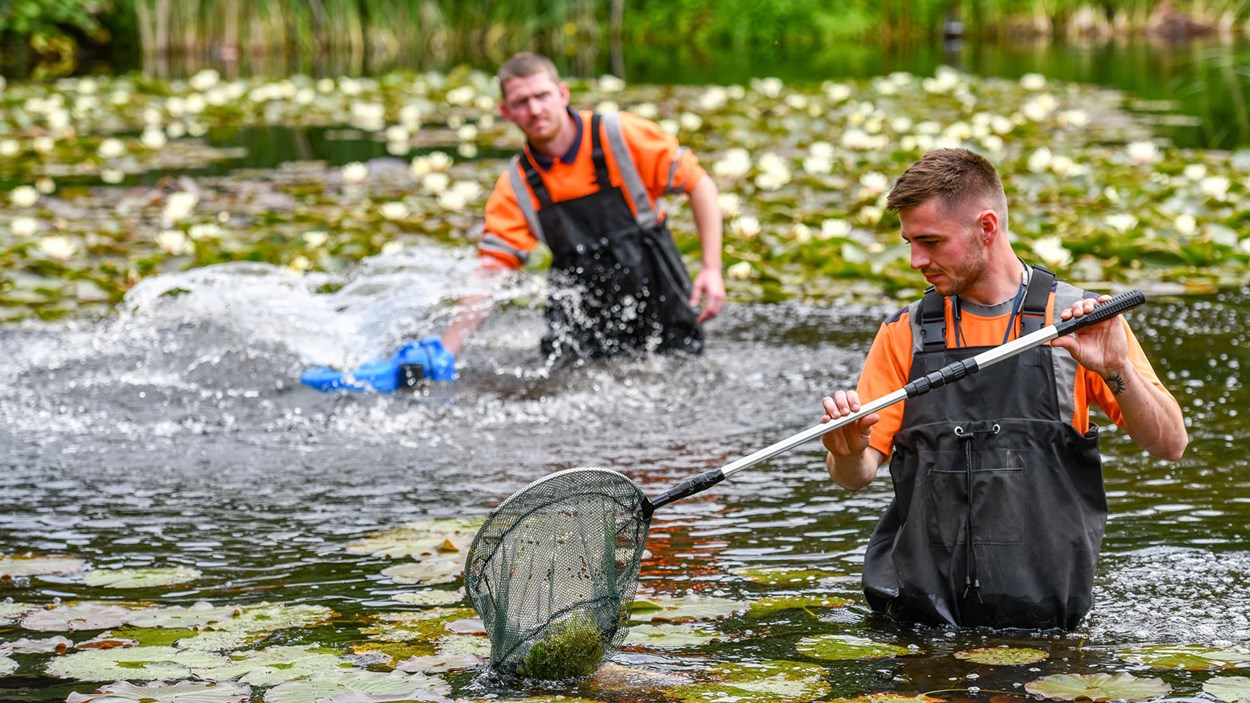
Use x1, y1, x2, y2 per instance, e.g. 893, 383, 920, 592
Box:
819, 148, 1188, 629
438, 52, 725, 365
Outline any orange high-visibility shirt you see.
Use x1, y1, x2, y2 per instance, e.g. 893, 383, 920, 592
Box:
478, 109, 708, 269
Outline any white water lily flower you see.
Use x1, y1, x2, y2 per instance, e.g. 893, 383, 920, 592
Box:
1032, 235, 1072, 268
1020, 73, 1048, 90
1058, 109, 1089, 128
398, 105, 422, 132
421, 172, 450, 195
1028, 147, 1053, 173
457, 143, 478, 159
1103, 186, 1121, 204
35, 177, 55, 194
9, 216, 39, 237
1183, 163, 1207, 180
317, 77, 336, 94
1174, 213, 1198, 236
385, 126, 409, 143
1021, 95, 1055, 122
890, 116, 913, 134
1127, 141, 1160, 164
1200, 175, 1230, 201
38, 235, 77, 261
10, 185, 39, 208
1051, 155, 1081, 177
140, 128, 167, 150
303, 231, 328, 248
97, 138, 126, 159
188, 223, 221, 240
101, 169, 125, 184
858, 205, 884, 225
162, 192, 199, 223
0, 140, 19, 157
803, 154, 833, 175
288, 255, 311, 272
698, 86, 728, 112
808, 141, 834, 159
981, 134, 1005, 155
380, 241, 404, 256
679, 112, 703, 132
351, 102, 386, 131
659, 118, 679, 135
451, 180, 483, 203
437, 190, 466, 211
716, 193, 741, 218
820, 219, 851, 239
338, 77, 363, 96
166, 96, 186, 117
155, 229, 194, 255
142, 106, 163, 126
594, 100, 620, 114
76, 77, 98, 95
754, 170, 789, 192
294, 87, 315, 105
727, 261, 754, 280
446, 85, 476, 106
341, 162, 369, 184
598, 74, 626, 93
456, 124, 478, 142
859, 172, 889, 196
841, 128, 874, 150
184, 94, 206, 114
754, 77, 784, 99
1105, 213, 1138, 233
923, 67, 962, 94
380, 202, 409, 220
790, 223, 813, 244
731, 216, 761, 238
713, 148, 752, 179
785, 93, 809, 110
189, 68, 220, 92
823, 82, 853, 103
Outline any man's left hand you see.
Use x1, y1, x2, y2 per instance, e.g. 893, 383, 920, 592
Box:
1051, 294, 1129, 377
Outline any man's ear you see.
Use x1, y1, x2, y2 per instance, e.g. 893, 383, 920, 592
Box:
977, 208, 999, 242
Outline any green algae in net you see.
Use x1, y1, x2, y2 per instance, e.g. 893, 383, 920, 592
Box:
516, 613, 607, 681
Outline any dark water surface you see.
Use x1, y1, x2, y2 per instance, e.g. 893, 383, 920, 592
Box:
1, 253, 1245, 700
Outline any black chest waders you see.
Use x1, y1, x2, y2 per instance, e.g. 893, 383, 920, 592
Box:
510, 113, 702, 360
861, 267, 1110, 630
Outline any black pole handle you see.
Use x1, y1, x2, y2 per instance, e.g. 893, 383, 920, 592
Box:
644, 469, 725, 518
1053, 289, 1146, 337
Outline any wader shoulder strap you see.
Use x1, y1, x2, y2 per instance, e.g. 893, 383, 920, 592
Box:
589, 113, 611, 190
919, 286, 947, 353
602, 112, 660, 229
1019, 264, 1056, 335
507, 155, 546, 245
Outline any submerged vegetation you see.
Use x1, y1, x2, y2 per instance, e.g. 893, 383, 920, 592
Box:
517, 613, 606, 681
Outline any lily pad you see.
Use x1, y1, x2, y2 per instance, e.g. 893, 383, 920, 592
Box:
795, 634, 912, 661
1205, 676, 1250, 703
380, 555, 465, 586
207, 602, 335, 634
825, 695, 942, 703
2, 635, 74, 654
630, 595, 747, 623
622, 623, 722, 649
0, 601, 38, 624
196, 644, 351, 686
361, 608, 478, 643
953, 647, 1049, 666
586, 662, 693, 692
748, 595, 851, 617
83, 567, 202, 589
397, 650, 485, 674
0, 656, 16, 677
21, 602, 137, 632
66, 680, 252, 703
0, 554, 87, 578
1116, 644, 1250, 670
346, 518, 484, 559
732, 566, 844, 586
1024, 672, 1171, 701
392, 590, 464, 606
127, 602, 241, 630
670, 659, 831, 703
45, 645, 227, 681
262, 669, 452, 703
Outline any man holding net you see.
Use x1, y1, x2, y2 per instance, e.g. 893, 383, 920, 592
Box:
819, 148, 1188, 630
438, 52, 725, 366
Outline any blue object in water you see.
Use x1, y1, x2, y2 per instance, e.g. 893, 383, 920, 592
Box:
301, 337, 456, 392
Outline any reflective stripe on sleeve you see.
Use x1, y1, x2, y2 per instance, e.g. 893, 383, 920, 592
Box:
666, 146, 688, 194
479, 232, 529, 265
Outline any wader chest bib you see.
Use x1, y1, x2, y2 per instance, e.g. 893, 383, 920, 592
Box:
514, 113, 702, 359
862, 267, 1108, 630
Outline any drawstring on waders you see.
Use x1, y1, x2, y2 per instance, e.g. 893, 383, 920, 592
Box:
954, 421, 999, 601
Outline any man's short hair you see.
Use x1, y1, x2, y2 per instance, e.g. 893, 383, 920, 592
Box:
886, 148, 1006, 217
497, 52, 560, 96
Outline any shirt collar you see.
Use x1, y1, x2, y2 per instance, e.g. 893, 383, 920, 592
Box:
527, 108, 581, 171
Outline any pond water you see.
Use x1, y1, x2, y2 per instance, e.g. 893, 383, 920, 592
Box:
1, 249, 1246, 701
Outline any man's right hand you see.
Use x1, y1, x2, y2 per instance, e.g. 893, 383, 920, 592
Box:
819, 391, 879, 456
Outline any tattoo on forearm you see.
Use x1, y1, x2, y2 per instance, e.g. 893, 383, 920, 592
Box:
1103, 373, 1127, 396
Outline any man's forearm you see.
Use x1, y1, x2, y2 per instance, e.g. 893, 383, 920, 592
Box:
1105, 364, 1188, 461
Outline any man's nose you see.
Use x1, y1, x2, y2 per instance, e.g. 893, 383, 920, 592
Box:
909, 246, 927, 269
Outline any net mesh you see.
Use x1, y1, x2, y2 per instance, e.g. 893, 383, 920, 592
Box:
464, 467, 651, 678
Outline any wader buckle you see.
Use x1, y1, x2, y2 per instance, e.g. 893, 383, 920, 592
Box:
953, 422, 1000, 439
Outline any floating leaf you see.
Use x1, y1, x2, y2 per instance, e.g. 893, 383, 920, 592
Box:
46, 645, 227, 681
0, 554, 87, 578
0, 601, 38, 625
795, 634, 912, 661
2, 635, 74, 654
1205, 676, 1250, 703
346, 518, 483, 559
83, 567, 202, 589
953, 647, 1049, 666
66, 680, 252, 703
127, 602, 240, 630
670, 659, 831, 703
392, 590, 464, 606
1116, 644, 1250, 670
586, 662, 692, 692
206, 602, 335, 634
381, 556, 464, 586
748, 595, 851, 617
623, 623, 722, 649
397, 650, 485, 674
195, 645, 350, 686
0, 656, 16, 677
825, 695, 942, 703
361, 608, 477, 644
21, 602, 137, 632
628, 595, 746, 623
263, 669, 452, 703
731, 566, 844, 586
94, 627, 198, 647
1024, 672, 1171, 701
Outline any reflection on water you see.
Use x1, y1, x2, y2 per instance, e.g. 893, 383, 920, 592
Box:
0, 250, 1245, 699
